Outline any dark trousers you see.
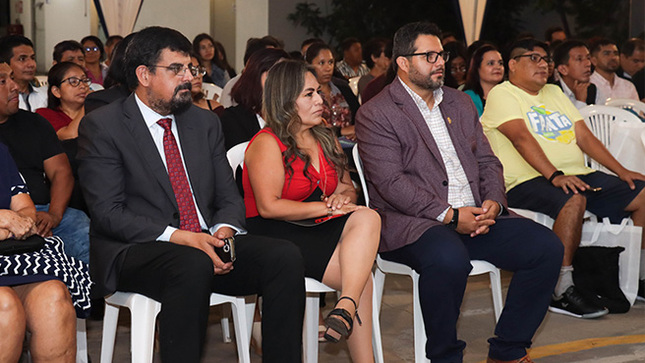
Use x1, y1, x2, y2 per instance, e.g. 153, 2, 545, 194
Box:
381, 218, 563, 363
117, 235, 305, 363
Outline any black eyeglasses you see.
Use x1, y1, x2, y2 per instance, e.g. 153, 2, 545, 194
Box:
401, 51, 450, 64
149, 64, 204, 77
513, 53, 552, 64
61, 76, 91, 87
84, 47, 100, 53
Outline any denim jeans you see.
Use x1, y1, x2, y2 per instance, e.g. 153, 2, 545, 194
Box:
36, 204, 90, 264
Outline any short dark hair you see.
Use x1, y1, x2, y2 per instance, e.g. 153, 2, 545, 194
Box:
104, 33, 136, 89
243, 36, 282, 65
81, 35, 106, 62
231, 48, 289, 113
105, 35, 124, 48
443, 41, 467, 88
589, 37, 616, 56
53, 40, 84, 63
553, 39, 588, 67
301, 38, 323, 49
340, 37, 360, 53
620, 38, 645, 57
46, 62, 86, 109
392, 22, 442, 70
124, 26, 193, 91
0, 35, 34, 64
305, 42, 333, 64
508, 38, 549, 60
363, 38, 388, 69
544, 26, 565, 42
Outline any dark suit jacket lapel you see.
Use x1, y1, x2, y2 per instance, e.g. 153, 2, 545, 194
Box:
389, 80, 446, 174
122, 95, 178, 209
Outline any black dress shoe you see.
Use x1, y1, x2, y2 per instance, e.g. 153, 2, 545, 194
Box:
549, 285, 609, 319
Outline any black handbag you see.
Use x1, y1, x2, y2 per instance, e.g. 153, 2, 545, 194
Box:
0, 234, 46, 255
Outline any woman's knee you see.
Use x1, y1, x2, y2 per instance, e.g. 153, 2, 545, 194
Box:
348, 208, 381, 230
0, 287, 25, 326
27, 280, 74, 318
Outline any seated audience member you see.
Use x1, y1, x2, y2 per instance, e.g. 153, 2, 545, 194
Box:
0, 62, 90, 264
244, 60, 379, 357
0, 142, 90, 363
193, 33, 231, 88
81, 36, 107, 87
0, 35, 47, 111
589, 38, 639, 102
618, 38, 645, 82
189, 54, 223, 113
481, 38, 645, 317
358, 38, 392, 97
306, 42, 360, 141
52, 40, 86, 66
213, 40, 236, 80
443, 41, 467, 89
220, 36, 282, 108
85, 33, 134, 114
336, 37, 370, 79
545, 25, 567, 44
632, 67, 645, 101
77, 26, 305, 362
463, 43, 505, 117
103, 35, 123, 67
36, 62, 90, 140
356, 22, 563, 363
441, 31, 458, 45
220, 48, 288, 150
361, 66, 396, 104
553, 40, 605, 108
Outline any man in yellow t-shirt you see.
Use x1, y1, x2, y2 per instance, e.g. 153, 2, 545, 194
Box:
481, 38, 645, 319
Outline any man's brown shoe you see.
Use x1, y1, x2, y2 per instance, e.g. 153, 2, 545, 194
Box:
487, 354, 534, 363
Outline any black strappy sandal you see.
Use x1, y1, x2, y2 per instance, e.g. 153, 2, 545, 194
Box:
323, 296, 362, 343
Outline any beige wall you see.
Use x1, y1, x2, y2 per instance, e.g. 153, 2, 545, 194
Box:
134, 0, 210, 42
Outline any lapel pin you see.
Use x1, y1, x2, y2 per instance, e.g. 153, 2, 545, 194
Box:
447, 117, 452, 124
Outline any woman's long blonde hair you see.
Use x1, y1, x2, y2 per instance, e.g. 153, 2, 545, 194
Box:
262, 60, 348, 182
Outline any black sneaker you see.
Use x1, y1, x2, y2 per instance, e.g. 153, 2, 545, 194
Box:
637, 279, 645, 302
549, 286, 609, 319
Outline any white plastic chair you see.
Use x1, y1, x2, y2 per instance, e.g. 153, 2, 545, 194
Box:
605, 98, 645, 117
100, 292, 255, 363
34, 75, 48, 88
226, 141, 249, 173
76, 319, 88, 363
579, 105, 642, 171
352, 145, 504, 363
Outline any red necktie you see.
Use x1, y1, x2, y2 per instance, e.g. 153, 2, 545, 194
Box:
157, 118, 202, 232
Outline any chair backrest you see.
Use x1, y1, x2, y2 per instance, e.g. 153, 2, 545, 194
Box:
605, 98, 645, 118
579, 105, 642, 170
348, 76, 360, 96
226, 141, 249, 180
352, 144, 370, 207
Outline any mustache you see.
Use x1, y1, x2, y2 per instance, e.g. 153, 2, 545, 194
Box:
431, 67, 444, 75
174, 82, 192, 93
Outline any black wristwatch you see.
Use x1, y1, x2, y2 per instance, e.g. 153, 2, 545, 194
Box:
447, 208, 459, 230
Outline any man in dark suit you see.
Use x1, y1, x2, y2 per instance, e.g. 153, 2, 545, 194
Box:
77, 27, 305, 362
356, 22, 563, 363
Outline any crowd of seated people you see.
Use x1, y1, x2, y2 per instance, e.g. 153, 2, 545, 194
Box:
0, 18, 644, 362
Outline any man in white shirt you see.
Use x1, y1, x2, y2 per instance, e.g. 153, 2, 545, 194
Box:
0, 35, 47, 112
553, 40, 605, 109
589, 38, 638, 103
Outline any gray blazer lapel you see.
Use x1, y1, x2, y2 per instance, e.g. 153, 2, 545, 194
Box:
122, 96, 178, 208
390, 81, 446, 173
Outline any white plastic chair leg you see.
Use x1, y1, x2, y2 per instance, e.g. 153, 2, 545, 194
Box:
411, 272, 430, 363
230, 297, 252, 363
371, 277, 385, 363
488, 268, 504, 322
221, 316, 232, 343
129, 295, 161, 363
100, 301, 121, 362
303, 292, 320, 363
76, 319, 88, 363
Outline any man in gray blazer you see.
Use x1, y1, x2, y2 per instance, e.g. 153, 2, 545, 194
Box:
77, 27, 305, 362
356, 22, 563, 363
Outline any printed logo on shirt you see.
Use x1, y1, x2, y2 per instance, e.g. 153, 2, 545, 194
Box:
526, 105, 575, 144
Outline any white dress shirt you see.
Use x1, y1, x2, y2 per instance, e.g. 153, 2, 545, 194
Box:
590, 71, 639, 103
134, 94, 242, 241
399, 78, 476, 221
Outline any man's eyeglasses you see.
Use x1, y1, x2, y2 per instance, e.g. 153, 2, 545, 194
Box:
61, 77, 92, 87
401, 51, 450, 64
149, 64, 206, 77
513, 53, 552, 64
84, 47, 100, 53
